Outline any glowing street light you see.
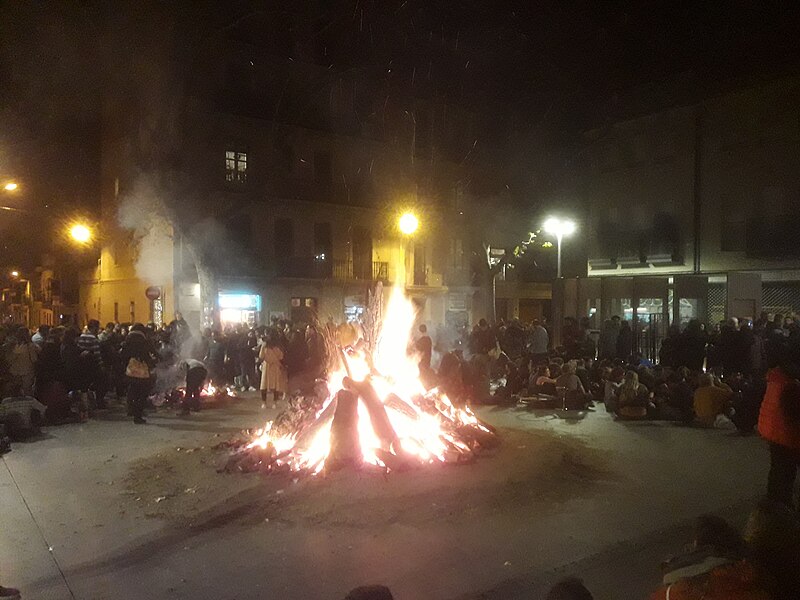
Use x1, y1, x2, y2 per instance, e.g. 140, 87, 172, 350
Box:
543, 217, 576, 279
10, 270, 19, 278
398, 212, 419, 236
69, 223, 92, 244
3, 181, 18, 192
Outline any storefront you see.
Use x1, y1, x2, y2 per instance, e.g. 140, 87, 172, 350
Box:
219, 292, 261, 327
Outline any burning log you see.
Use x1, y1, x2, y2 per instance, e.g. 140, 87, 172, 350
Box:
326, 390, 362, 472
293, 395, 337, 453
384, 393, 419, 421
455, 424, 500, 450
343, 377, 399, 451
218, 443, 285, 473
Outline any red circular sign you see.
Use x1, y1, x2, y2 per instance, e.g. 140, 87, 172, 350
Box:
145, 286, 161, 301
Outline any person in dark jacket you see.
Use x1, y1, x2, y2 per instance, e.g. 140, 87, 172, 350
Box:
179, 358, 208, 415
120, 330, 156, 424
616, 320, 633, 361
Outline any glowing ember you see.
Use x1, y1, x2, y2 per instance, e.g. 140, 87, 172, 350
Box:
237, 287, 497, 476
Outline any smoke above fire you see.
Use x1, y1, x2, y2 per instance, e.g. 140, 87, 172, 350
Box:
116, 176, 174, 285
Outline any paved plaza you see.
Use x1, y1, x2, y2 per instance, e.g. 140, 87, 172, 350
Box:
1, 396, 769, 600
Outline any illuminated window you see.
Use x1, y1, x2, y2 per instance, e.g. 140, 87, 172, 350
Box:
225, 150, 247, 183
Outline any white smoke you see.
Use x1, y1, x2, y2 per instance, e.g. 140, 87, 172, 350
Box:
116, 176, 174, 284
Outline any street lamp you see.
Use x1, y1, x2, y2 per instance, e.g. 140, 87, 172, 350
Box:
10, 270, 19, 278
398, 212, 419, 235
544, 217, 576, 279
69, 223, 92, 244
3, 181, 18, 192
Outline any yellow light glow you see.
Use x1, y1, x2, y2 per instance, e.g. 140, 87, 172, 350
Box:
70, 223, 92, 244
398, 212, 419, 235
10, 270, 19, 277
4, 182, 18, 192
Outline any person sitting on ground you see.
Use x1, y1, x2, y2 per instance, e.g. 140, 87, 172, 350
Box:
546, 577, 594, 600
0, 583, 21, 599
530, 364, 558, 396
614, 370, 652, 420
744, 499, 800, 599
556, 360, 591, 409
556, 361, 587, 394
603, 367, 625, 413
693, 373, 734, 427
0, 382, 45, 439
650, 514, 771, 600
636, 364, 656, 391
665, 366, 695, 424
343, 585, 393, 600
574, 358, 590, 393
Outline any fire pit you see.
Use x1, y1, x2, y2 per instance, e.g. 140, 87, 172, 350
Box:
220, 286, 498, 476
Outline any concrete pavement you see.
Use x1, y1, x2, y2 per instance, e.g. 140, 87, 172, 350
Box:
1, 397, 770, 599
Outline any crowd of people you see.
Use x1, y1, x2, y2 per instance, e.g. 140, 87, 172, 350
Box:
0, 312, 329, 434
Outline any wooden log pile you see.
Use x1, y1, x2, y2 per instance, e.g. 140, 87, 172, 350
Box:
217, 381, 499, 476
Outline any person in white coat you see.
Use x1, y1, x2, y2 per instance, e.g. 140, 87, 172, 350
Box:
259, 336, 288, 409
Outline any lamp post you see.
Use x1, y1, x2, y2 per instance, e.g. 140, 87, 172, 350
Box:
544, 217, 576, 279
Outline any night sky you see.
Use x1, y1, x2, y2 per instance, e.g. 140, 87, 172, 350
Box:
1, 1, 799, 268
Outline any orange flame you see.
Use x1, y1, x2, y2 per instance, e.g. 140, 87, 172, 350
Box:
248, 286, 487, 473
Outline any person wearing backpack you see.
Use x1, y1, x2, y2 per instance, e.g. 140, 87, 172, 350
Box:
758, 339, 800, 508
121, 330, 156, 424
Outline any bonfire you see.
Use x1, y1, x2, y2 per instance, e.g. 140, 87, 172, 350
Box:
156, 382, 237, 408
220, 285, 498, 475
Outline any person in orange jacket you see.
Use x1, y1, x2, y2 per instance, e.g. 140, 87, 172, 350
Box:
650, 515, 772, 600
757, 340, 800, 508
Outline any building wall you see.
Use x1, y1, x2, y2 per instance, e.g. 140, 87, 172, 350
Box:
583, 75, 800, 281
699, 78, 800, 273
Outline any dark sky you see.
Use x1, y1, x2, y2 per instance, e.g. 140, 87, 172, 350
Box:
1, 0, 799, 267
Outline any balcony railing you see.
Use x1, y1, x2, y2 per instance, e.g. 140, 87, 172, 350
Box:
276, 257, 389, 282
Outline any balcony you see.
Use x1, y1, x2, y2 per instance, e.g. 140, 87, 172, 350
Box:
276, 257, 389, 282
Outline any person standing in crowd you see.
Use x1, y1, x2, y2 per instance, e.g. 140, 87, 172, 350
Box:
679, 318, 708, 371
757, 340, 800, 508
259, 335, 288, 409
305, 325, 326, 377
616, 319, 633, 361
169, 311, 191, 351
205, 330, 227, 385
598, 318, 618, 360
415, 324, 433, 374
30, 324, 49, 348
36, 327, 69, 422
529, 319, 549, 365
7, 328, 38, 396
120, 330, 156, 424
76, 319, 106, 409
